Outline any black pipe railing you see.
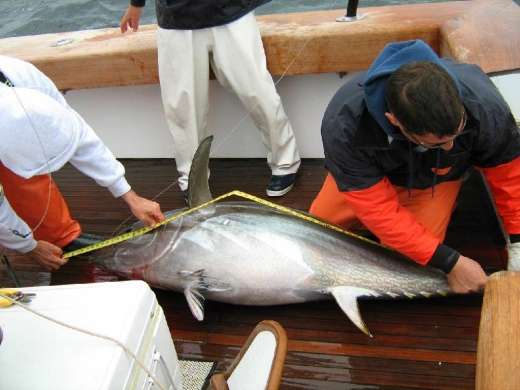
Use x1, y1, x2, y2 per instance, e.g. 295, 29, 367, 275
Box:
337, 0, 365, 22
347, 0, 360, 17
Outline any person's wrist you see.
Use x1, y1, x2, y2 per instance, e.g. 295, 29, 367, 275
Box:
121, 189, 137, 202
18, 239, 37, 254
428, 244, 460, 274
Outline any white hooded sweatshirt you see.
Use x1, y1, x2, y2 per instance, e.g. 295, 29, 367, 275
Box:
0, 54, 131, 253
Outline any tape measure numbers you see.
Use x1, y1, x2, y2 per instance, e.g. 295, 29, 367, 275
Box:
62, 190, 384, 258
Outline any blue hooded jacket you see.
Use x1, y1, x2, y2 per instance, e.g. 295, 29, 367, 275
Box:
319, 39, 520, 272
364, 39, 462, 142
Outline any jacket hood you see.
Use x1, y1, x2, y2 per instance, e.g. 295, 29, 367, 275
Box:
364, 40, 462, 140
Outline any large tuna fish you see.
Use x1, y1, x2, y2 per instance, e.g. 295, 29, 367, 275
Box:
90, 136, 453, 335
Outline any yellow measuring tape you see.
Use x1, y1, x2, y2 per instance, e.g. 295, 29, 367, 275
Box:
62, 190, 384, 259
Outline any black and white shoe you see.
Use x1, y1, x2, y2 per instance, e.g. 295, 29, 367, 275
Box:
266, 173, 297, 197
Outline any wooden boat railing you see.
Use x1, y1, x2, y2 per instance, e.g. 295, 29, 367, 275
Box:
476, 271, 520, 389
0, 0, 518, 92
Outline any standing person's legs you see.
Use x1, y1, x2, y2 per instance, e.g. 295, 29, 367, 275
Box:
211, 13, 301, 194
158, 27, 211, 192
310, 173, 461, 241
0, 162, 81, 248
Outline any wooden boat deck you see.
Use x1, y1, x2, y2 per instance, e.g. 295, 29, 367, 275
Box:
0, 158, 507, 389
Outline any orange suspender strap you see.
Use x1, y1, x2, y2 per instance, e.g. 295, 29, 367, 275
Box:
0, 162, 81, 248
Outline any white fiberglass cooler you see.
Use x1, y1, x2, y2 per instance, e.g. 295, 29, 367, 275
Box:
0, 280, 183, 390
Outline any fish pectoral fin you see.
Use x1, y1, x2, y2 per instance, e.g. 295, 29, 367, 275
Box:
178, 269, 231, 292
184, 287, 205, 321
329, 286, 377, 337
179, 269, 204, 277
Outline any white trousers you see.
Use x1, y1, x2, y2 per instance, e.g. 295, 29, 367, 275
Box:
157, 12, 301, 190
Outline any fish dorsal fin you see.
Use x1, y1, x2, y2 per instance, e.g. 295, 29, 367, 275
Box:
329, 286, 377, 337
183, 286, 205, 321
187, 136, 215, 211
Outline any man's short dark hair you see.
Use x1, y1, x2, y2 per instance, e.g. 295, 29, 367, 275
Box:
385, 61, 463, 138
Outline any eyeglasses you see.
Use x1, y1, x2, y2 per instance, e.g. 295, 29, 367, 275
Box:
401, 110, 467, 149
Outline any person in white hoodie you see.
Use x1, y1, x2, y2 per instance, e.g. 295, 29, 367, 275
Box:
0, 54, 164, 271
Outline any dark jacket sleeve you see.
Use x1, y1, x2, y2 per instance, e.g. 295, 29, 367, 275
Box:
451, 61, 520, 236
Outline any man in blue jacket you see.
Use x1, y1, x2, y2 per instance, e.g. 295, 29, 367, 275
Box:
310, 40, 520, 293
120, 0, 301, 198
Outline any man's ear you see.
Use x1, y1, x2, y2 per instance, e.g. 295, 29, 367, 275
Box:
385, 112, 401, 127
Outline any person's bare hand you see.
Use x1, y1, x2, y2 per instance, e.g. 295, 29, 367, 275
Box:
447, 255, 487, 293
122, 190, 164, 227
26, 241, 66, 271
120, 5, 143, 33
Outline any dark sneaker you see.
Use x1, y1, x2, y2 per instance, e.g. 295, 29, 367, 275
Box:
182, 190, 188, 204
266, 173, 297, 197
61, 233, 105, 253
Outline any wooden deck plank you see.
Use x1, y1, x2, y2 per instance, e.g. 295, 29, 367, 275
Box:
476, 271, 520, 389
174, 342, 476, 388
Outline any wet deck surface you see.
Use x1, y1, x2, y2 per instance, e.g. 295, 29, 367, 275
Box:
0, 158, 507, 389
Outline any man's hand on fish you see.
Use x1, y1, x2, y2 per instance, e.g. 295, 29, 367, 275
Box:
446, 255, 487, 293
122, 189, 164, 228
507, 242, 520, 271
27, 240, 66, 271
